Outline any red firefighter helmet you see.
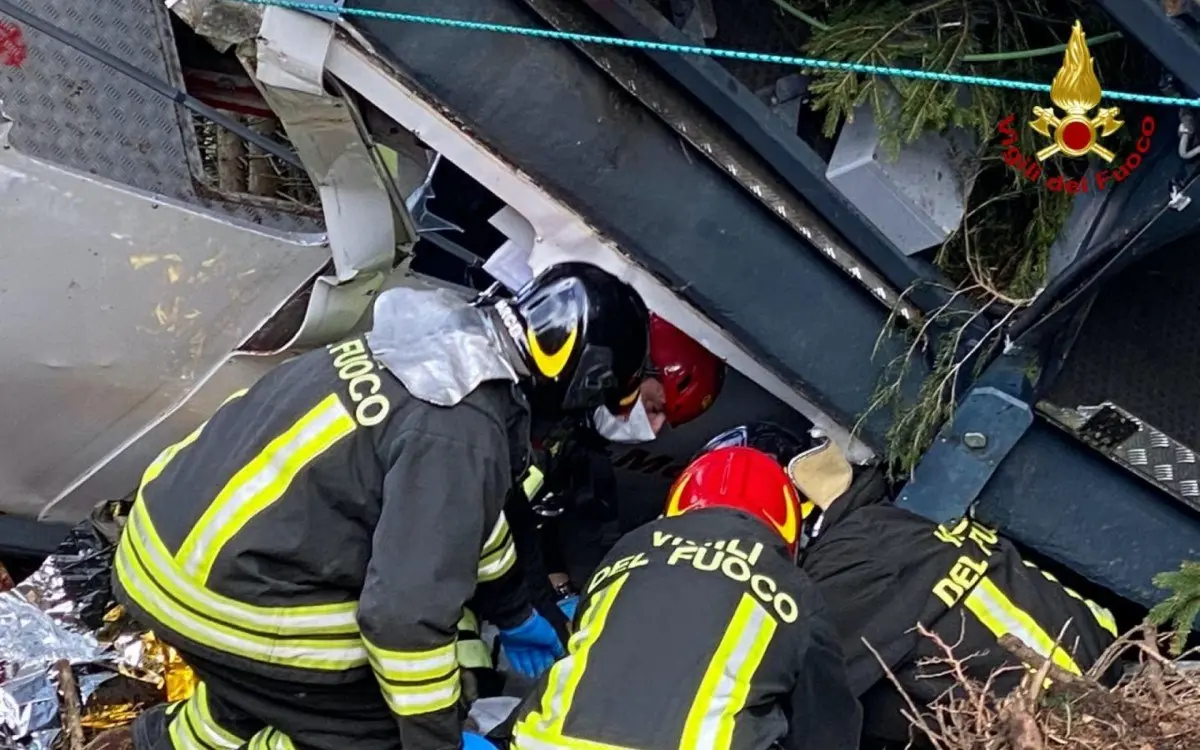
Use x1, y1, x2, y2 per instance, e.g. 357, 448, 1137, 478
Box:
664, 446, 803, 559
649, 314, 726, 427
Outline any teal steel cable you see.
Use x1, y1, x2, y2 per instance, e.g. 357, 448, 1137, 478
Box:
231, 0, 1200, 108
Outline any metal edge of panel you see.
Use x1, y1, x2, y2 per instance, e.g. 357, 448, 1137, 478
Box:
324, 30, 883, 461
1038, 401, 1200, 517
973, 412, 1200, 610
0, 104, 334, 521
519, 0, 922, 326
338, 0, 932, 452
575, 0, 969, 322
1091, 0, 1200, 98
40, 351, 292, 523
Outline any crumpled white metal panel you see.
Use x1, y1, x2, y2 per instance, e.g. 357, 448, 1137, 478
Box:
0, 111, 331, 520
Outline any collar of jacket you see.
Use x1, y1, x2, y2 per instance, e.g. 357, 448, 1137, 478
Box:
366, 285, 522, 407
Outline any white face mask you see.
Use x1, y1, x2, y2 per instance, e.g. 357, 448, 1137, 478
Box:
592, 398, 659, 444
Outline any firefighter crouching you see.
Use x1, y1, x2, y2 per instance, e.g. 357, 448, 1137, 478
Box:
500, 445, 863, 750
106, 263, 652, 750
718, 423, 1119, 747
508, 313, 729, 642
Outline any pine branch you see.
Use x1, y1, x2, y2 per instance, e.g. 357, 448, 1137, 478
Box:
1148, 561, 1200, 656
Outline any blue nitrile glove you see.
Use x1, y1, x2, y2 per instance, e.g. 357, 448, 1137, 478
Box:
462, 732, 499, 750
557, 595, 579, 621
498, 610, 565, 677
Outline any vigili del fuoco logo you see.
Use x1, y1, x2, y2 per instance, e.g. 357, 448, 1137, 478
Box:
996, 21, 1156, 194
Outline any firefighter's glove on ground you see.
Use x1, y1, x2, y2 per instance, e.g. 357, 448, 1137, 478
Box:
498, 610, 564, 677
462, 732, 500, 750
557, 595, 579, 621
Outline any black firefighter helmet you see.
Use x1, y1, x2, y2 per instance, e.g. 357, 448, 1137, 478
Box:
496, 262, 651, 416
697, 421, 817, 466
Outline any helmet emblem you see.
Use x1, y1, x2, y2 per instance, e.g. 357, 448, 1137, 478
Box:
527, 326, 578, 380
764, 484, 799, 543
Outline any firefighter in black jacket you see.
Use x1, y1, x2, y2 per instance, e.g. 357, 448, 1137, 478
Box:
710, 422, 1120, 746
505, 445, 863, 750
110, 262, 651, 750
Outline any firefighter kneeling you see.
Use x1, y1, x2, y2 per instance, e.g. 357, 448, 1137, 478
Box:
504, 446, 863, 750
712, 422, 1120, 747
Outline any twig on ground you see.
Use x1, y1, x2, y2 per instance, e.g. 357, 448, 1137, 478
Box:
56, 659, 86, 750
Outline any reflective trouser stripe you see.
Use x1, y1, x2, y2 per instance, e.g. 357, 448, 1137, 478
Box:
115, 502, 367, 671
516, 575, 630, 747
366, 639, 461, 715
167, 682, 249, 750
681, 594, 778, 750
478, 512, 517, 583
1021, 561, 1119, 637
965, 576, 1083, 675
175, 393, 358, 583
456, 608, 492, 670
246, 728, 296, 750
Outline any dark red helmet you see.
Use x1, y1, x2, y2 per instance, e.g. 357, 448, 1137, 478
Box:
664, 446, 803, 559
648, 314, 726, 427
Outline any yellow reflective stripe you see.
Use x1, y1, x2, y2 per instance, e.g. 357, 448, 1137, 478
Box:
522, 466, 545, 499
681, 594, 778, 750
176, 394, 357, 583
456, 607, 492, 669
1021, 561, 1118, 637
458, 608, 480, 634
247, 729, 295, 750
381, 673, 460, 716
965, 576, 1082, 675
519, 574, 629, 742
366, 639, 457, 682
478, 538, 517, 582
115, 542, 367, 671
143, 390, 249, 488
457, 638, 492, 670
482, 512, 511, 556
185, 683, 244, 750
365, 639, 461, 717
115, 507, 367, 671
478, 511, 517, 583
167, 706, 205, 750
126, 502, 360, 632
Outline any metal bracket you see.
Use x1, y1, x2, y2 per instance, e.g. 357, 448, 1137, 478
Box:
896, 387, 1035, 523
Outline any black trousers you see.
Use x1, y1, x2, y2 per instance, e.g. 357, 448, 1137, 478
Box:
134, 647, 403, 750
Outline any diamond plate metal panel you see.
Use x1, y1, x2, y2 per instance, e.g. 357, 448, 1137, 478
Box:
1050, 402, 1200, 515
0, 0, 318, 232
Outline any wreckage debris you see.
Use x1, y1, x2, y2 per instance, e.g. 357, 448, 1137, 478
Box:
0, 504, 196, 750
880, 623, 1200, 750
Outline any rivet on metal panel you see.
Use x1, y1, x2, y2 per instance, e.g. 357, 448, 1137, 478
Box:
963, 432, 988, 449
897, 387, 1034, 524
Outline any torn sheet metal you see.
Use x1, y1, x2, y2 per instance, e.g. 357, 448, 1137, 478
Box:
255, 7, 395, 282
166, 0, 264, 52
